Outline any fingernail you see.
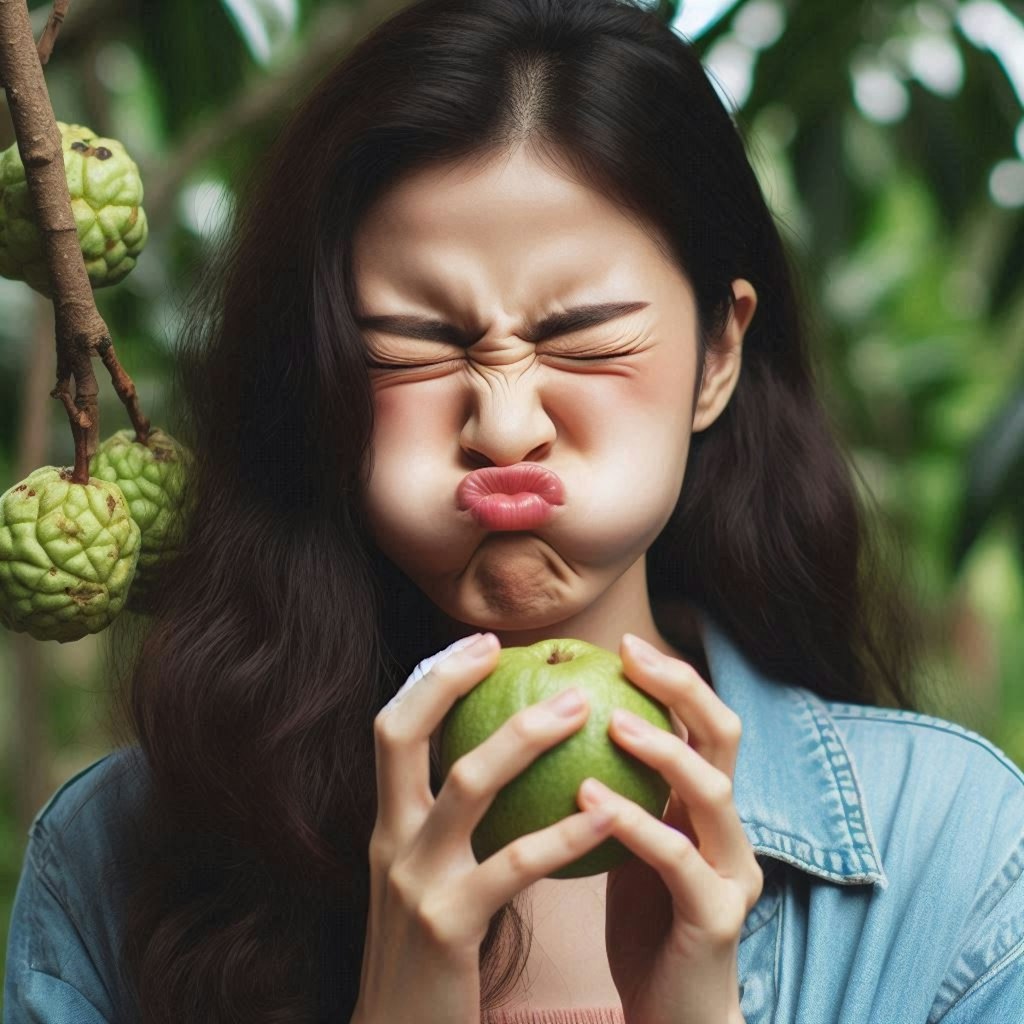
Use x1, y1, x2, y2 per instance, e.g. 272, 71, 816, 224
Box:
611, 708, 649, 736
433, 633, 484, 667
624, 633, 658, 664
391, 635, 490, 711
468, 632, 498, 656
580, 777, 612, 803
548, 688, 585, 717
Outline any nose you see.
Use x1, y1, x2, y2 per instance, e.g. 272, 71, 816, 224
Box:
459, 377, 557, 468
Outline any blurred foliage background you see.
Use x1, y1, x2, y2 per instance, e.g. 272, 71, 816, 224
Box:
1, 0, 1023, 986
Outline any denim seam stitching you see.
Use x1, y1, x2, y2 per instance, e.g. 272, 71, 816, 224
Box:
828, 711, 1024, 787
26, 822, 55, 880
22, 967, 109, 1017
774, 883, 784, 1001
930, 836, 1024, 1021
23, 833, 118, 1011
27, 843, 68, 975
745, 830, 881, 886
932, 933, 1024, 1023
794, 689, 886, 883
740, 879, 782, 941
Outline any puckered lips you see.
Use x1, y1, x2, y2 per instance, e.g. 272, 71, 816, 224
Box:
456, 464, 565, 531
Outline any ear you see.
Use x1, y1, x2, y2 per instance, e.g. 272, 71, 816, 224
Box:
692, 278, 757, 433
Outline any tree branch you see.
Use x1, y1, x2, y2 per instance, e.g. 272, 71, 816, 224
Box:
36, 0, 71, 65
29, 0, 113, 51
0, 0, 149, 483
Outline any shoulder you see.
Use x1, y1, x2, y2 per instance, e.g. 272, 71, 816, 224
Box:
822, 701, 1024, 1019
9, 748, 149, 1023
30, 745, 149, 834
823, 700, 1024, 852
826, 700, 1023, 770
824, 700, 1024, 805
27, 745, 151, 889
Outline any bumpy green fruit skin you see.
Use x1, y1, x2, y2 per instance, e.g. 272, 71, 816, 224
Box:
0, 466, 141, 642
88, 428, 192, 615
0, 121, 148, 297
440, 638, 673, 879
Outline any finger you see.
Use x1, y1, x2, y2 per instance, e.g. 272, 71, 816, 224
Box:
374, 634, 500, 840
576, 776, 739, 931
381, 633, 486, 716
414, 687, 592, 872
620, 634, 742, 778
608, 708, 752, 877
665, 788, 697, 845
460, 806, 618, 938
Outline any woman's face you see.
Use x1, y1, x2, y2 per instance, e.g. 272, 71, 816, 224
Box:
352, 145, 755, 646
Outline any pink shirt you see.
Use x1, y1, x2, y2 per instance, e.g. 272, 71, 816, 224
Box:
482, 1009, 624, 1023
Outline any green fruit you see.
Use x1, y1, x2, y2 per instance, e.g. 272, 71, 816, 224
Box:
88, 428, 192, 615
0, 466, 141, 642
0, 121, 148, 297
440, 638, 673, 879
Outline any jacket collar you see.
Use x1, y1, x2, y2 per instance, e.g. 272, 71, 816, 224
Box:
696, 607, 889, 890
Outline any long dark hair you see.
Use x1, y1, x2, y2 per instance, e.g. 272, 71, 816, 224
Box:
103, 0, 925, 1019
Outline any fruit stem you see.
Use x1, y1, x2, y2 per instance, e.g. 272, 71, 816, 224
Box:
96, 337, 152, 448
36, 0, 70, 66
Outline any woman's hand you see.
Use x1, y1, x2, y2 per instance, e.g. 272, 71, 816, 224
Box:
354, 633, 616, 1024
575, 632, 762, 1024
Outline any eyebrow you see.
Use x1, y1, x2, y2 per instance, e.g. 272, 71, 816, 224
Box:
354, 300, 650, 345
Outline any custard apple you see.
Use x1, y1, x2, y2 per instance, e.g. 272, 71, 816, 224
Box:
88, 428, 193, 615
0, 466, 141, 642
0, 121, 148, 297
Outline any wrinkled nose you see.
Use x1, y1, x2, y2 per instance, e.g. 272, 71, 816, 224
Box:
458, 381, 557, 468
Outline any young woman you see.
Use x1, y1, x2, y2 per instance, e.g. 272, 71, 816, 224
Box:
5, 1, 1023, 1022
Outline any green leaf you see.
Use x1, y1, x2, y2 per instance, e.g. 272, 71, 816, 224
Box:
219, 0, 300, 67
129, 0, 255, 136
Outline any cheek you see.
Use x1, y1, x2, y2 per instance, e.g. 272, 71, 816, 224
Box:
594, 372, 693, 492
362, 386, 455, 533
370, 378, 461, 460
372, 379, 454, 437
571, 369, 691, 454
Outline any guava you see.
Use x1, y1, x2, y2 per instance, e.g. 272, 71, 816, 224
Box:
88, 428, 193, 615
440, 637, 673, 879
0, 121, 148, 297
0, 466, 141, 642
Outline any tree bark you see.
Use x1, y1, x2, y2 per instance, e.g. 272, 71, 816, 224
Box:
0, 0, 149, 482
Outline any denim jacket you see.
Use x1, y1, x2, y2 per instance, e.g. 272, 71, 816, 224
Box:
5, 610, 1024, 1022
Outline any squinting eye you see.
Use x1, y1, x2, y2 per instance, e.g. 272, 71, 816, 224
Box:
539, 350, 638, 364
365, 350, 633, 370
549, 352, 629, 361
365, 358, 463, 371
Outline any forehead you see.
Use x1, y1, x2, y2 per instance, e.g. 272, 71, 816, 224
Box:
352, 147, 672, 305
